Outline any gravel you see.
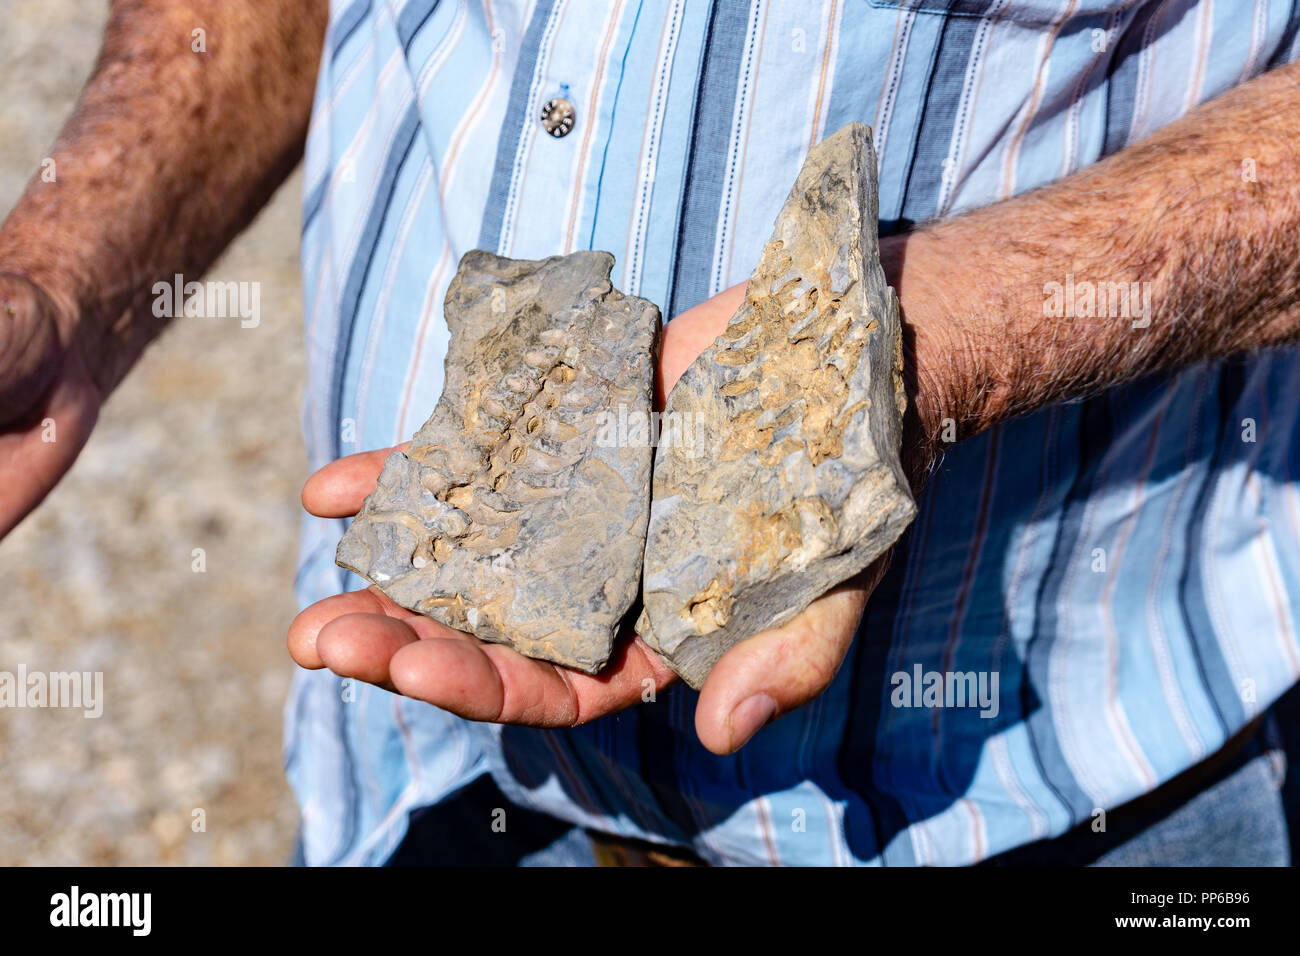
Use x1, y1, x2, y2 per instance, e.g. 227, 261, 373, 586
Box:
1, 0, 306, 866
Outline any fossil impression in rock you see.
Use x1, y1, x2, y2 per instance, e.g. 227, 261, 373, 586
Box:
336, 250, 660, 674
636, 122, 917, 689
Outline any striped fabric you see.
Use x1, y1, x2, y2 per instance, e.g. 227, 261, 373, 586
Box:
287, 0, 1300, 865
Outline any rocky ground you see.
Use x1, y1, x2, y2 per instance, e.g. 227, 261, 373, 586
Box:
1, 0, 306, 865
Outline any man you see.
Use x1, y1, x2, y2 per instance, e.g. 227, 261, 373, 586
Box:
2, 0, 1298, 866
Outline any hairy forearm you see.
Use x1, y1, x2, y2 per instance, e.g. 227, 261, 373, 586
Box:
893, 60, 1300, 450
0, 0, 327, 393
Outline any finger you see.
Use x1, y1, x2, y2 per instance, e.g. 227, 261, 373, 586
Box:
301, 442, 410, 518
694, 573, 879, 755
0, 346, 100, 539
287, 585, 416, 668
389, 633, 676, 727
315, 612, 423, 689
0, 281, 62, 428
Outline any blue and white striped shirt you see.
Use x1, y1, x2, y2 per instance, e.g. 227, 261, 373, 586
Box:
287, 0, 1300, 865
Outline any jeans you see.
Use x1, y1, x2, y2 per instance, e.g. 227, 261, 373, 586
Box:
1092, 751, 1289, 866
981, 743, 1289, 866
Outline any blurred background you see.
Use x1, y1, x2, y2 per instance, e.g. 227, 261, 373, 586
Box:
0, 0, 305, 864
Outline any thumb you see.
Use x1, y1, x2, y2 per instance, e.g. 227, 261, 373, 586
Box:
0, 342, 100, 539
693, 556, 891, 755
0, 274, 64, 428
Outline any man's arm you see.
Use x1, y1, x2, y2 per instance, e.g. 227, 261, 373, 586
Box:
893, 60, 1300, 451
0, 0, 327, 535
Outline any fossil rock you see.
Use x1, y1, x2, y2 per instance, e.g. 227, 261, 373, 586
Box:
636, 122, 917, 689
336, 250, 660, 674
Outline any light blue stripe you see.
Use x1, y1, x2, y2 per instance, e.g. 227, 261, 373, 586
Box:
666, 0, 756, 317
477, 0, 561, 253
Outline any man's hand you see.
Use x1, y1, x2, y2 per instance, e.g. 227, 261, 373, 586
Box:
0, 275, 100, 538
289, 284, 937, 754
288, 58, 1300, 753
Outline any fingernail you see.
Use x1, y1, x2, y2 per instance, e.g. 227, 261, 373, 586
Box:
728, 693, 776, 750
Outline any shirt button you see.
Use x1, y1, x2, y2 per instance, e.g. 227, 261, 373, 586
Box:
541, 97, 576, 138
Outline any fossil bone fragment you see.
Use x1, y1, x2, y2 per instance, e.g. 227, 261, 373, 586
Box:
336, 250, 660, 674
636, 122, 917, 689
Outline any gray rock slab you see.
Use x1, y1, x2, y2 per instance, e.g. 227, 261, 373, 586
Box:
337, 249, 660, 675
636, 122, 917, 689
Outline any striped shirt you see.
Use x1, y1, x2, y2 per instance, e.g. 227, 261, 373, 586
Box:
287, 0, 1300, 865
